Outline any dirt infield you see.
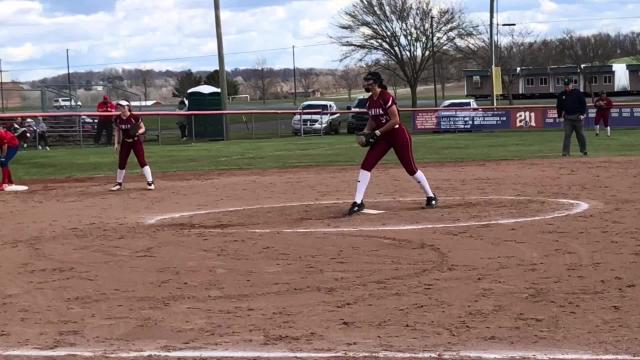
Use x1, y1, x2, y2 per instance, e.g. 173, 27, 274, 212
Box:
1, 157, 639, 359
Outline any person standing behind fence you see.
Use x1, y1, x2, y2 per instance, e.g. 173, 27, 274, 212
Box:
95, 95, 116, 145
557, 78, 587, 156
176, 98, 188, 141
594, 91, 613, 137
110, 100, 155, 191
36, 117, 50, 151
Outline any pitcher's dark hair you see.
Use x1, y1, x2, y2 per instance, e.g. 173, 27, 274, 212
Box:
363, 71, 388, 90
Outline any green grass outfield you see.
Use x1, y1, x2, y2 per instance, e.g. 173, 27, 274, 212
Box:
11, 129, 640, 180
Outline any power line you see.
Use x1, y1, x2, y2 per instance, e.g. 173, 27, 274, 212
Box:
512, 15, 640, 25
4, 41, 336, 73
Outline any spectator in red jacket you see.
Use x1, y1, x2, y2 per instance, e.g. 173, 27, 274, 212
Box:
594, 92, 613, 137
95, 95, 116, 145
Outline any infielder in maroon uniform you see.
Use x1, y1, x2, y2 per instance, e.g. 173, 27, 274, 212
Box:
110, 100, 155, 191
593, 92, 613, 137
347, 72, 437, 215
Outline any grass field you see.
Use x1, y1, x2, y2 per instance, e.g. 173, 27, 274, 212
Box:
11, 128, 640, 180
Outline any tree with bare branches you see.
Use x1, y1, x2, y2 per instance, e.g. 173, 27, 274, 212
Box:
498, 27, 536, 104
245, 57, 276, 104
558, 30, 617, 96
333, 0, 472, 108
297, 68, 318, 96
336, 65, 363, 101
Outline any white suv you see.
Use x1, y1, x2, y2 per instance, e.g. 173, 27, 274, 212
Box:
291, 101, 341, 135
53, 97, 82, 109
439, 99, 479, 108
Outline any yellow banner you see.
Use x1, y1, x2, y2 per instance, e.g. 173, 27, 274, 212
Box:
493, 66, 503, 95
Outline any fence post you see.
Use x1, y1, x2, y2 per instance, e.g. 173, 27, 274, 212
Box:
78, 116, 83, 147
278, 117, 281, 137
251, 114, 255, 139
191, 115, 195, 142
157, 114, 161, 145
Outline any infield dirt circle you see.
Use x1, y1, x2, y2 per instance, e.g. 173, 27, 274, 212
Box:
0, 157, 639, 359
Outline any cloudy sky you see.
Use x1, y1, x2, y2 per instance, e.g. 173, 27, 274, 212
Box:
1, 0, 639, 81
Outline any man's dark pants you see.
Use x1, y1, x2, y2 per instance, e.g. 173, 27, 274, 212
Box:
562, 114, 587, 155
94, 120, 113, 145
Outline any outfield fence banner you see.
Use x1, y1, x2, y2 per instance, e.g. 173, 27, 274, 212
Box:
413, 103, 640, 132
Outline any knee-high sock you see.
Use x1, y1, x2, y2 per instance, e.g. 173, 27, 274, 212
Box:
7, 168, 13, 184
354, 169, 371, 203
607, 126, 611, 136
595, 125, 599, 134
116, 169, 126, 183
413, 170, 434, 197
142, 165, 153, 182
1, 167, 8, 185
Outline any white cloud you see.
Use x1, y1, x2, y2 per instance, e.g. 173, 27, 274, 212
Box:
2, 42, 37, 61
299, 19, 329, 37
538, 0, 559, 13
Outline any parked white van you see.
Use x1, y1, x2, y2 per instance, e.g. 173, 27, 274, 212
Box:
291, 101, 341, 135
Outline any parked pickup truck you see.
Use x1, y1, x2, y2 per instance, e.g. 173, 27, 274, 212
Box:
53, 97, 82, 109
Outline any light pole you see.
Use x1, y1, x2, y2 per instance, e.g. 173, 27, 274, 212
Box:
490, 0, 495, 107
0, 58, 5, 113
430, 15, 438, 107
292, 45, 297, 106
213, 0, 229, 140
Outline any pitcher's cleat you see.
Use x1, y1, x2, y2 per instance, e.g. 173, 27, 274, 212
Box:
347, 201, 365, 216
146, 181, 155, 190
426, 195, 438, 209
110, 182, 123, 191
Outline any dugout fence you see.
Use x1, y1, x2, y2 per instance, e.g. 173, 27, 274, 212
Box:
1, 103, 639, 148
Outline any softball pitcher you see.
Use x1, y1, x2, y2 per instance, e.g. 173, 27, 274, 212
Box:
348, 71, 437, 215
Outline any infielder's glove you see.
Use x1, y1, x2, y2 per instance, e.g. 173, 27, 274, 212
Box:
356, 131, 378, 147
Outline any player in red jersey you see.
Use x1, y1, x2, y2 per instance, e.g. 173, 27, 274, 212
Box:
347, 71, 437, 215
0, 127, 29, 190
593, 91, 613, 137
110, 100, 155, 191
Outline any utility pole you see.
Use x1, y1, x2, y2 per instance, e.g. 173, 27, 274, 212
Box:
292, 45, 297, 106
66, 49, 73, 107
430, 15, 438, 107
0, 58, 5, 113
489, 0, 496, 107
213, 0, 229, 140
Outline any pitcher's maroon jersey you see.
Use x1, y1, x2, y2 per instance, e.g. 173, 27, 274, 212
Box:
114, 113, 142, 141
367, 89, 397, 130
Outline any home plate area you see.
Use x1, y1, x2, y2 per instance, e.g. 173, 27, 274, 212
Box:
150, 196, 582, 233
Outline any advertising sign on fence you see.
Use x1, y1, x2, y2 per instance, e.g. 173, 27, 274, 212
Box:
413, 105, 640, 132
414, 109, 511, 131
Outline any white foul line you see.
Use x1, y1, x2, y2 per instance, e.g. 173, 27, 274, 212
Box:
1, 349, 639, 359
145, 196, 590, 233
